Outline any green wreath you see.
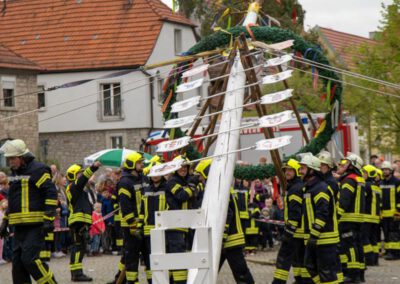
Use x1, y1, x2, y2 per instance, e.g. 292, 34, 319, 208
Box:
162, 26, 342, 180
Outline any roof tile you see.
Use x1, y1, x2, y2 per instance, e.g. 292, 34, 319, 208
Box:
0, 45, 41, 71
0, 0, 194, 72
318, 27, 376, 69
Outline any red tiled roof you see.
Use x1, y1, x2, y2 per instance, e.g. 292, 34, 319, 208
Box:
318, 27, 376, 69
0, 0, 194, 72
0, 44, 41, 71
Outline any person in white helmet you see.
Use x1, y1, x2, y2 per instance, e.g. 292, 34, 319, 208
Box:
380, 161, 400, 260
0, 139, 58, 283
336, 152, 366, 283
299, 153, 339, 284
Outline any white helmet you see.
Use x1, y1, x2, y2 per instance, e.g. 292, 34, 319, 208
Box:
317, 150, 334, 168
0, 139, 30, 157
299, 153, 321, 171
381, 161, 393, 171
345, 152, 363, 171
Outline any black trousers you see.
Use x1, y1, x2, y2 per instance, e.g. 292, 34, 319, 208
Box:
69, 223, 89, 276
219, 246, 255, 284
12, 225, 57, 284
114, 220, 123, 250
166, 231, 187, 284
143, 236, 153, 284
381, 217, 400, 255
304, 243, 338, 284
339, 222, 364, 279
272, 237, 305, 284
362, 222, 379, 265
122, 228, 142, 283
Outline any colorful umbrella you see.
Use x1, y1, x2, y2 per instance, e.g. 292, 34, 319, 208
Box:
83, 148, 152, 168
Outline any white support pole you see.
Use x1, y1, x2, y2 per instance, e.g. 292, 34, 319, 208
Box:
188, 3, 260, 283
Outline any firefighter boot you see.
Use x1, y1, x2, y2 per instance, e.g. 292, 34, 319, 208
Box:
71, 271, 93, 282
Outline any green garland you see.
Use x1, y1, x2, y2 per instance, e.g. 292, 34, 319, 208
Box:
162, 26, 342, 180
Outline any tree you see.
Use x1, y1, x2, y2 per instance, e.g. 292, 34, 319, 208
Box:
176, 0, 305, 36
346, 1, 400, 155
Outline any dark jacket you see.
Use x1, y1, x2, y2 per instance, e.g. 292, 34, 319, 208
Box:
380, 175, 400, 218
337, 172, 366, 223
66, 165, 99, 226
117, 170, 147, 228
6, 158, 57, 226
302, 175, 339, 245
284, 177, 304, 239
139, 180, 169, 236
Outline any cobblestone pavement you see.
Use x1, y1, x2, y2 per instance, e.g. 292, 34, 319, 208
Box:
0, 249, 400, 283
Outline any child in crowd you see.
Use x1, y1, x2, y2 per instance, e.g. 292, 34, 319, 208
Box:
89, 202, 105, 256
0, 199, 8, 264
53, 194, 67, 258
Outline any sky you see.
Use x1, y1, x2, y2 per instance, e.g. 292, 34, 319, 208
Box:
161, 0, 394, 38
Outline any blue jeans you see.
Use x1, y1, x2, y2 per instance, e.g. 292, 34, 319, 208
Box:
90, 234, 101, 253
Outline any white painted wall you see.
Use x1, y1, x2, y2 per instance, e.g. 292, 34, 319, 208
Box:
38, 21, 200, 133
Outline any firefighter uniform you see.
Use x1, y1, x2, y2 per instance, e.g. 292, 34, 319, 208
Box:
111, 192, 123, 251
194, 159, 254, 284
245, 203, 260, 251
66, 164, 99, 282
337, 172, 366, 282
273, 159, 306, 284
362, 165, 381, 266
300, 154, 339, 284
0, 139, 58, 284
166, 165, 194, 284
40, 232, 54, 262
380, 164, 400, 259
115, 152, 147, 284
139, 178, 169, 284
234, 181, 251, 244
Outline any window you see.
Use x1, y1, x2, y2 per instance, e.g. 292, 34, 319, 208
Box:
1, 80, 15, 108
101, 83, 121, 118
37, 85, 46, 109
111, 136, 123, 149
174, 29, 182, 55
39, 139, 48, 161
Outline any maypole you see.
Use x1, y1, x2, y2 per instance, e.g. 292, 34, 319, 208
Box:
193, 1, 262, 283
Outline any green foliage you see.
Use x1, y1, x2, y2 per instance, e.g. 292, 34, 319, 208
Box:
346, 1, 400, 155
162, 26, 342, 180
177, 0, 305, 37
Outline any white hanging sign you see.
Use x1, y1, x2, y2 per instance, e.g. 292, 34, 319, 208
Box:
176, 78, 204, 93
148, 159, 184, 177
255, 135, 292, 151
163, 115, 196, 129
182, 64, 209, 78
261, 89, 293, 105
263, 40, 294, 51
264, 54, 293, 67
156, 136, 191, 152
171, 96, 201, 113
258, 110, 293, 127
262, 70, 293, 85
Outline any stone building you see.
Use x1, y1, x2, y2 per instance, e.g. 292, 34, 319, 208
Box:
0, 45, 41, 168
0, 0, 200, 171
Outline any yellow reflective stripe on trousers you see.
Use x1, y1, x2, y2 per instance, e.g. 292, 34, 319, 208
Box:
146, 269, 152, 280
35, 259, 55, 284
347, 248, 360, 269
126, 271, 138, 281
273, 268, 289, 280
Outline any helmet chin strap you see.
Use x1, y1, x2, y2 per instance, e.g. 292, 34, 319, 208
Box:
303, 168, 314, 181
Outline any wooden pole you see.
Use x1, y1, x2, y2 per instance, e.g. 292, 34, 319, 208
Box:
277, 65, 310, 144
143, 49, 224, 70
238, 34, 286, 189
